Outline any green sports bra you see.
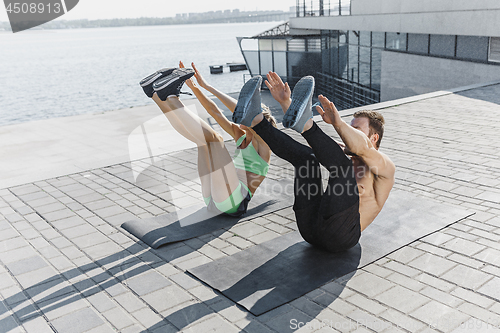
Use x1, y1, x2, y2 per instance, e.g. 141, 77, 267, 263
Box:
233, 134, 269, 177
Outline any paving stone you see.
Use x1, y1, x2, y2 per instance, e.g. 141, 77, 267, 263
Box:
83, 242, 123, 260
101, 306, 136, 330
419, 232, 455, 246
176, 253, 212, 271
265, 307, 314, 333
22, 316, 54, 333
387, 246, 425, 264
362, 264, 393, 278
86, 291, 117, 313
383, 260, 420, 277
142, 285, 193, 313
51, 307, 105, 333
344, 272, 395, 298
385, 272, 426, 292
59, 223, 97, 239
1, 285, 29, 306
10, 298, 39, 322
345, 293, 387, 315
410, 300, 470, 332
477, 277, 500, 302
25, 277, 75, 304
420, 286, 463, 308
456, 303, 500, 329
347, 308, 392, 333
442, 238, 487, 256
169, 272, 200, 290
125, 271, 172, 296
379, 308, 427, 332
374, 285, 430, 314
474, 248, 500, 267
0, 246, 38, 264
407, 252, 457, 276
182, 314, 239, 333
15, 266, 59, 289
71, 232, 110, 249
226, 236, 254, 249
40, 209, 77, 222
441, 265, 493, 290
6, 255, 48, 276
0, 313, 23, 333
111, 292, 144, 313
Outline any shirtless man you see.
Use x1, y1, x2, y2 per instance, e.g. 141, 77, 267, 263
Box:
232, 72, 395, 252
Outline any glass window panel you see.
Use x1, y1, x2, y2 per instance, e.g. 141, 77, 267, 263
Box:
372, 32, 384, 48
456, 36, 489, 61
308, 38, 322, 52
348, 45, 359, 81
259, 39, 273, 51
408, 33, 429, 54
242, 51, 260, 76
386, 32, 407, 50
339, 44, 349, 79
349, 67, 358, 82
359, 46, 371, 63
360, 31, 371, 46
371, 49, 382, 91
273, 39, 287, 51
430, 34, 455, 57
288, 39, 306, 51
273, 52, 287, 76
339, 31, 347, 44
490, 37, 500, 62
359, 62, 370, 87
260, 51, 273, 74
240, 38, 259, 51
349, 30, 359, 45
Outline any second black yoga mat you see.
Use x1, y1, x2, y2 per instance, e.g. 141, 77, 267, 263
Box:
121, 178, 294, 249
188, 190, 474, 316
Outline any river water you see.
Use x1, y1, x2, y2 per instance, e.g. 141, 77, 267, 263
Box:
0, 22, 280, 126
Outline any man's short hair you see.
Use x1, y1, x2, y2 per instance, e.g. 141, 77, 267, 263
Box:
353, 110, 385, 148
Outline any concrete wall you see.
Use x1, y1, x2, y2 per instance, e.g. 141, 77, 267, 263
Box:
351, 0, 500, 15
290, 1, 500, 37
380, 51, 500, 101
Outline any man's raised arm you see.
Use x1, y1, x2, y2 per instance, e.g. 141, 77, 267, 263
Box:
316, 95, 395, 180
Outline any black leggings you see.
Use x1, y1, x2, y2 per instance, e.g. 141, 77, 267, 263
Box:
253, 119, 360, 252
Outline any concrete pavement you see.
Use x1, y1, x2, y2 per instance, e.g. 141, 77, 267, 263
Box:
1, 83, 500, 333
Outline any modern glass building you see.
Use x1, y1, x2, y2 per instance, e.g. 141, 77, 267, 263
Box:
239, 0, 500, 109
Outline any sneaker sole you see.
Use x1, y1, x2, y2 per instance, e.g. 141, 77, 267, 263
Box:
233, 76, 262, 125
153, 68, 195, 101
140, 68, 176, 87
283, 76, 315, 130
153, 68, 194, 90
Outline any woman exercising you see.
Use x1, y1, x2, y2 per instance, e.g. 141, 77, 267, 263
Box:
139, 63, 276, 217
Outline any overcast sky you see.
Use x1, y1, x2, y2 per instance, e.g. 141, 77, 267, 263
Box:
0, 0, 294, 21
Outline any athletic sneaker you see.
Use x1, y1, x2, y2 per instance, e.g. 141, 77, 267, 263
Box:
283, 76, 315, 132
140, 68, 176, 98
232, 76, 263, 126
153, 68, 195, 101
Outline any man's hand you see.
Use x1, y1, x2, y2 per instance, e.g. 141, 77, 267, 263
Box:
265, 72, 291, 108
316, 95, 342, 127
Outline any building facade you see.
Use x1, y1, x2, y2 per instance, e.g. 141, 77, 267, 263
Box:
238, 0, 500, 109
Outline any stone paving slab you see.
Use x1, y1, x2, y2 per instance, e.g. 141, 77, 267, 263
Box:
1, 83, 500, 332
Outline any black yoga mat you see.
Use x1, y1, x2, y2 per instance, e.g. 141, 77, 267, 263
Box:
188, 190, 474, 316
121, 178, 294, 249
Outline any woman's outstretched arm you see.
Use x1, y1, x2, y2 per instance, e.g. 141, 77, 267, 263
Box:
180, 62, 242, 140
191, 62, 238, 112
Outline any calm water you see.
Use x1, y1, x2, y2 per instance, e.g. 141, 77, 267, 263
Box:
0, 22, 280, 126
